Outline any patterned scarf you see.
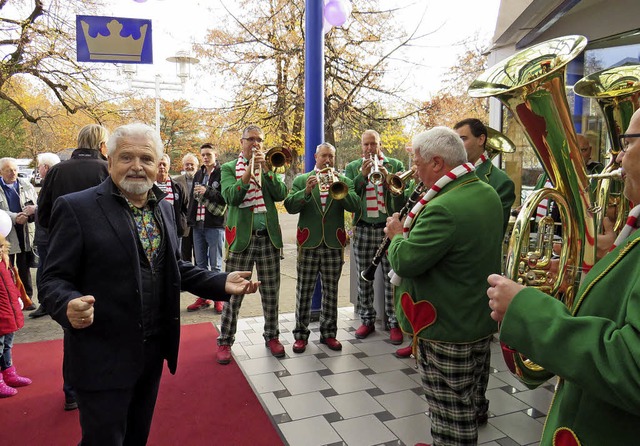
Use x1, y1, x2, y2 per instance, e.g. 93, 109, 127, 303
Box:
236, 153, 266, 213
610, 204, 640, 251
389, 162, 475, 286
315, 168, 329, 212
365, 155, 386, 218
474, 151, 490, 167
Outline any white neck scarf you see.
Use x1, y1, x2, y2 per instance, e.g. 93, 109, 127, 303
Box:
365, 155, 386, 218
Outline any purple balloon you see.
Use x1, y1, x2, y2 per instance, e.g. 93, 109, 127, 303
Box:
324, 0, 348, 27
133, 0, 148, 3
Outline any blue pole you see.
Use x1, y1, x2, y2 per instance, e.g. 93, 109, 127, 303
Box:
305, 0, 324, 315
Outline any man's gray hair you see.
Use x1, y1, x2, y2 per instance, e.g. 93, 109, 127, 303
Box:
316, 142, 336, 153
37, 152, 61, 168
106, 123, 164, 159
182, 153, 198, 164
0, 157, 17, 171
412, 127, 468, 166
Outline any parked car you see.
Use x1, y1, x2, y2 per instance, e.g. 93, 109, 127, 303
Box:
18, 168, 35, 184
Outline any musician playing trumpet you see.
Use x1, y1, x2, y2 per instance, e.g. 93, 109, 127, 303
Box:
345, 129, 407, 344
284, 143, 359, 353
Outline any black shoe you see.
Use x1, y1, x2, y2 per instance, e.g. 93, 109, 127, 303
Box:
23, 304, 36, 311
476, 412, 488, 426
28, 306, 48, 319
64, 397, 78, 411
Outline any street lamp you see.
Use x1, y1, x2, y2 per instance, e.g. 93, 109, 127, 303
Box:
123, 51, 200, 138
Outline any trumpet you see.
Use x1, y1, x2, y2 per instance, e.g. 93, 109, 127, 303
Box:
387, 167, 417, 196
250, 146, 292, 188
317, 163, 349, 200
368, 154, 384, 186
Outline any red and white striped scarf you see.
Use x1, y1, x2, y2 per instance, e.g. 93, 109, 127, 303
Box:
474, 151, 489, 167
535, 177, 554, 221
610, 204, 640, 251
365, 155, 386, 218
389, 162, 475, 285
156, 179, 174, 204
236, 154, 266, 213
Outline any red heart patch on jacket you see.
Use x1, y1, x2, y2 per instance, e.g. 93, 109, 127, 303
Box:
400, 292, 436, 335
553, 428, 580, 446
225, 226, 236, 246
297, 227, 310, 246
336, 228, 346, 247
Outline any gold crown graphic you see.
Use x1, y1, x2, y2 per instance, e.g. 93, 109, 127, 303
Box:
81, 19, 147, 62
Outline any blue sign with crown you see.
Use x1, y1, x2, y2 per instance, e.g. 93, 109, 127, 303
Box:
76, 15, 153, 64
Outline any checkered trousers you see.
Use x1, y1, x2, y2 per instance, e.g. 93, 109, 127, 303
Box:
217, 235, 281, 346
293, 244, 344, 341
352, 225, 396, 327
416, 336, 492, 446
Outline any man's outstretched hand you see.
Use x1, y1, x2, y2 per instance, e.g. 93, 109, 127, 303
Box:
225, 271, 260, 295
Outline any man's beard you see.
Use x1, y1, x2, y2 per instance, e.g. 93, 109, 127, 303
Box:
185, 171, 195, 179
118, 176, 154, 196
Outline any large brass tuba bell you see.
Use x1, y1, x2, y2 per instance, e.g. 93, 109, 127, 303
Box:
574, 63, 640, 232
469, 35, 595, 389
486, 127, 516, 158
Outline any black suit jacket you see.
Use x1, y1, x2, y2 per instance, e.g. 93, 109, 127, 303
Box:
41, 178, 229, 391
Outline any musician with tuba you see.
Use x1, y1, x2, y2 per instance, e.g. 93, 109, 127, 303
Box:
283, 143, 360, 353
386, 127, 503, 446
216, 125, 289, 364
488, 108, 640, 446
344, 129, 407, 344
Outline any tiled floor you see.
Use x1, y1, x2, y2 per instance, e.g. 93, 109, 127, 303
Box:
226, 306, 554, 446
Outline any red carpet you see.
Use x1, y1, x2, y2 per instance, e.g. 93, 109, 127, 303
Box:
6, 323, 284, 445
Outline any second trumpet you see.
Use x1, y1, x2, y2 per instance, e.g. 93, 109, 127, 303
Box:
317, 164, 348, 200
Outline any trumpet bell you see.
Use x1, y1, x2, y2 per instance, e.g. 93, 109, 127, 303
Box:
387, 168, 416, 196
329, 181, 349, 200
265, 146, 292, 173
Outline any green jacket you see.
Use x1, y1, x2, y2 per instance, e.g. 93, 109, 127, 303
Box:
344, 156, 406, 225
500, 230, 640, 445
220, 159, 288, 253
388, 173, 503, 342
476, 159, 515, 236
284, 170, 360, 249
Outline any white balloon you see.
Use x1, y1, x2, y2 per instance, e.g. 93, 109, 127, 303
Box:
0, 210, 11, 237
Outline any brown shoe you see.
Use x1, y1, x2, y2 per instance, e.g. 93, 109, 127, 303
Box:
320, 337, 342, 351
292, 339, 307, 353
266, 338, 285, 357
216, 345, 232, 364
354, 324, 375, 339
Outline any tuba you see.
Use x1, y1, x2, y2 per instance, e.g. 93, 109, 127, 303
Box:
486, 127, 516, 158
574, 64, 640, 232
468, 35, 596, 389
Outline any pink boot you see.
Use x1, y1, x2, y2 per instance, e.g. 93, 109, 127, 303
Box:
2, 365, 32, 387
0, 376, 17, 397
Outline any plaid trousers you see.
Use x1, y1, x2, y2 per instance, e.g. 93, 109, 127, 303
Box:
293, 244, 344, 341
217, 235, 280, 346
417, 336, 492, 446
352, 225, 396, 327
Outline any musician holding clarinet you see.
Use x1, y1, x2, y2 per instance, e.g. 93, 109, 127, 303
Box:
385, 127, 503, 446
345, 129, 407, 344
284, 143, 360, 353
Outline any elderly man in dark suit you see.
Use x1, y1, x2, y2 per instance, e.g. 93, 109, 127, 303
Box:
41, 123, 259, 445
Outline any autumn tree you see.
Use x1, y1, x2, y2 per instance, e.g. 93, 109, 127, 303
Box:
194, 0, 427, 177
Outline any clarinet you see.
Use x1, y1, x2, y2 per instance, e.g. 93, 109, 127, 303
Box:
360, 182, 425, 282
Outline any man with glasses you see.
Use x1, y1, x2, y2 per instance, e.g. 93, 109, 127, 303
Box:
216, 125, 288, 364
487, 108, 640, 445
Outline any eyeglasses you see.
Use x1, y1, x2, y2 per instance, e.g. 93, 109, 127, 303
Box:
618, 133, 640, 152
242, 137, 263, 144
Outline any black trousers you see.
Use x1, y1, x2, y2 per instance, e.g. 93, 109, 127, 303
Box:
180, 231, 194, 264
75, 338, 165, 446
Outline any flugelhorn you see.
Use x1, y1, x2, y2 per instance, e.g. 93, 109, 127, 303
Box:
469, 35, 594, 389
360, 182, 426, 282
387, 166, 416, 196
368, 154, 384, 185
317, 163, 349, 200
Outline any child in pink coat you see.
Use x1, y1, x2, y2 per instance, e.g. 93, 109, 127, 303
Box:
0, 233, 32, 397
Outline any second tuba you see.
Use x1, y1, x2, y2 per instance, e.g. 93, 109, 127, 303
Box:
574, 63, 640, 233
469, 35, 596, 389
